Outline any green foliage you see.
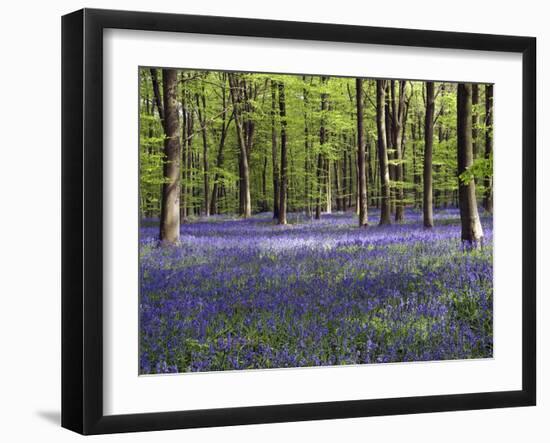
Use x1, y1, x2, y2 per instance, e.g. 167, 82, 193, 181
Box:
459, 154, 493, 185
139, 68, 493, 218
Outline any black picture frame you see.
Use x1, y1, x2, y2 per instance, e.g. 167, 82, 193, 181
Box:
61, 8, 536, 435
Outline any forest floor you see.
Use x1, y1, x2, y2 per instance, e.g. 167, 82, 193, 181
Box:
139, 208, 493, 374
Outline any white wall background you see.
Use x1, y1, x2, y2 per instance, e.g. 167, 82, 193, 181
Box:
0, 0, 546, 441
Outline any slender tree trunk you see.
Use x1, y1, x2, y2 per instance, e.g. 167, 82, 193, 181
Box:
423, 82, 435, 228
150, 68, 165, 128
315, 77, 329, 219
483, 84, 494, 213
193, 146, 200, 216
159, 69, 181, 244
303, 78, 312, 216
376, 80, 391, 225
228, 74, 251, 217
151, 68, 166, 219
386, 85, 395, 215
333, 160, 342, 212
356, 78, 368, 227
412, 123, 418, 208
243, 83, 256, 211
210, 75, 231, 215
411, 121, 422, 209
180, 83, 188, 221
372, 139, 379, 208
186, 110, 194, 218
315, 154, 322, 219
472, 83, 479, 158
367, 138, 375, 209
457, 83, 484, 247
271, 80, 280, 219
196, 90, 210, 216
394, 81, 406, 222
278, 82, 288, 225
342, 136, 348, 212
326, 158, 332, 214
350, 135, 355, 212
143, 75, 155, 217
261, 154, 268, 211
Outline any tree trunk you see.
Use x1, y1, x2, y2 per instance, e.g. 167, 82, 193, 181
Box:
192, 144, 200, 216
196, 89, 210, 216
457, 83, 484, 247
342, 135, 349, 212
180, 81, 188, 221
261, 154, 268, 211
349, 148, 356, 209
228, 74, 251, 218
278, 82, 288, 225
315, 77, 329, 219
376, 80, 391, 225
210, 74, 231, 215
143, 73, 155, 217
186, 109, 194, 218
333, 160, 342, 212
423, 82, 435, 228
472, 83, 479, 158
326, 158, 332, 214
367, 138, 375, 209
483, 84, 494, 213
315, 151, 323, 220
356, 78, 368, 227
411, 120, 422, 209
386, 84, 395, 215
243, 82, 256, 211
394, 81, 406, 222
271, 80, 280, 219
303, 78, 312, 216
150, 68, 165, 129
159, 69, 181, 244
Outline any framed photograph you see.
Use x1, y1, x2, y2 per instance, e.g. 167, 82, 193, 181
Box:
61, 8, 536, 435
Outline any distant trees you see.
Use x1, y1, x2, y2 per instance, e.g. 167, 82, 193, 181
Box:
139, 69, 494, 245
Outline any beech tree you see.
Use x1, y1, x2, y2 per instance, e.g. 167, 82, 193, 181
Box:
423, 81, 435, 228
376, 79, 391, 225
271, 80, 280, 219
196, 83, 210, 216
210, 73, 232, 215
278, 81, 288, 225
228, 74, 252, 218
159, 69, 181, 244
356, 78, 368, 227
391, 80, 407, 222
457, 83, 484, 247
315, 77, 329, 219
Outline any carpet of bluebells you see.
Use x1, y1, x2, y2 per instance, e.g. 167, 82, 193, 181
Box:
139, 208, 493, 374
